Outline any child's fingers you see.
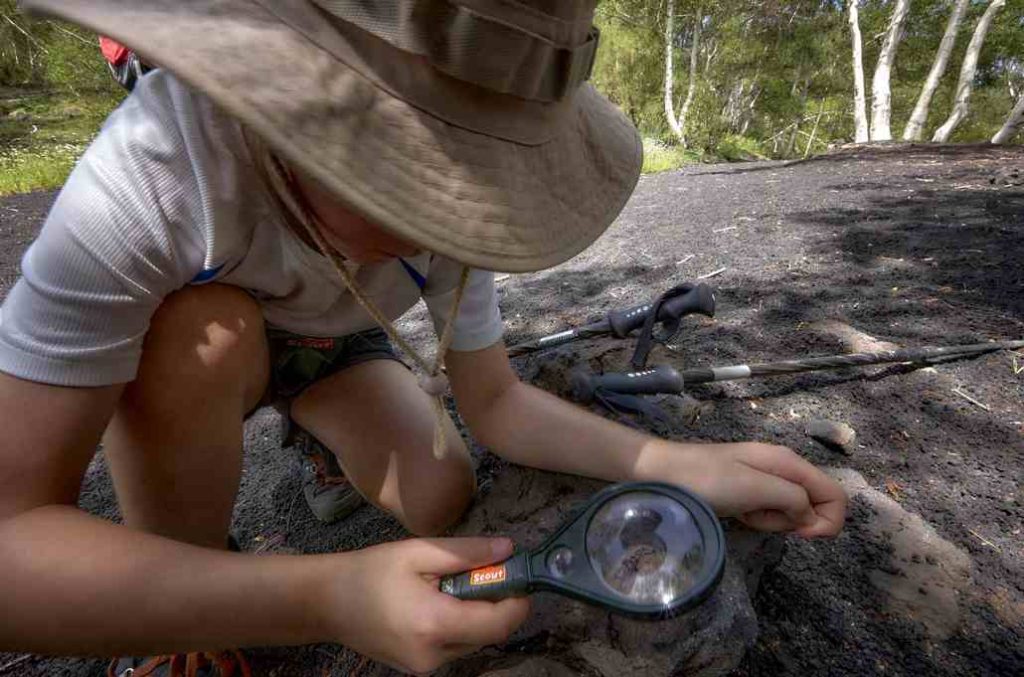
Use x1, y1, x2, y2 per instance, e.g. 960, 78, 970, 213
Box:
792, 466, 846, 536
742, 507, 842, 538
741, 446, 848, 535
408, 537, 515, 576
736, 465, 844, 536
735, 467, 818, 528
795, 511, 845, 538
438, 597, 531, 648
738, 509, 800, 532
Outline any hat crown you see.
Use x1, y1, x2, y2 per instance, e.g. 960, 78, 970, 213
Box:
20, 0, 640, 273
309, 0, 600, 102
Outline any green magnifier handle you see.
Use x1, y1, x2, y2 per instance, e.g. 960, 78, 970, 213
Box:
439, 552, 530, 601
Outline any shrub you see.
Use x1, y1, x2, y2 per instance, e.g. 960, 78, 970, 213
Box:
641, 138, 702, 174
716, 134, 767, 162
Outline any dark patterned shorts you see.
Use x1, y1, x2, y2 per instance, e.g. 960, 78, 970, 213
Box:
259, 326, 402, 446
265, 326, 401, 403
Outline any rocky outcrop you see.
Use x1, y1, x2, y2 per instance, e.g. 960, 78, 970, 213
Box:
437, 465, 783, 676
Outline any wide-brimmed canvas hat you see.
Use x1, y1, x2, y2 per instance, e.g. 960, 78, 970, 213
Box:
24, 0, 642, 273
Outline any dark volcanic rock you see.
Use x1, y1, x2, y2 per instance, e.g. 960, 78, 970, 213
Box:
438, 466, 781, 677
477, 658, 579, 677
990, 168, 1022, 186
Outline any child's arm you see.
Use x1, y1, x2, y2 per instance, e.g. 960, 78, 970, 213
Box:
447, 343, 847, 538
0, 373, 526, 670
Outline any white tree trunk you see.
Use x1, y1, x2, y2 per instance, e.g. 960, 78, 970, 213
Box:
870, 0, 912, 141
932, 0, 1006, 142
849, 0, 869, 143
677, 12, 701, 147
903, 0, 970, 141
804, 101, 827, 158
664, 0, 683, 139
663, 1, 701, 146
991, 91, 1024, 144
741, 86, 761, 135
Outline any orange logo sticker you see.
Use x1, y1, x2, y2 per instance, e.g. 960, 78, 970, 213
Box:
469, 565, 507, 586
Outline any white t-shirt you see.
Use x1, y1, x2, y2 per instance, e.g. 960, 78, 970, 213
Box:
0, 71, 504, 387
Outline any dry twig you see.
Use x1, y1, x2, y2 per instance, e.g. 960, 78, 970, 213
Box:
45, 20, 96, 46
952, 388, 991, 412
253, 532, 287, 555
697, 267, 727, 280
1, 13, 47, 52
967, 528, 1001, 552
0, 655, 32, 674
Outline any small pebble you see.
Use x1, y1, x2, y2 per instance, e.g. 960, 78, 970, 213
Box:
806, 419, 857, 454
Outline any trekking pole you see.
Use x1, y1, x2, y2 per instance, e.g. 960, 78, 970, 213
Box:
571, 340, 1024, 402
507, 283, 716, 358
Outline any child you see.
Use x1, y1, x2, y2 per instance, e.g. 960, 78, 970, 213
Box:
0, 1, 846, 675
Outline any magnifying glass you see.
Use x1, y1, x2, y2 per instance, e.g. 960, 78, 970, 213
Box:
440, 482, 725, 619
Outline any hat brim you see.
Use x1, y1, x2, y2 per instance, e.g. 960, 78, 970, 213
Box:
27, 0, 642, 273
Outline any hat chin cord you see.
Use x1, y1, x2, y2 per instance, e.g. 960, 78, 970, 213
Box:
259, 143, 470, 461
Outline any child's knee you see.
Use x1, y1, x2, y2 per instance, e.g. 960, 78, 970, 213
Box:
401, 450, 476, 537
125, 284, 269, 411
402, 501, 470, 537
138, 285, 266, 383
147, 284, 266, 373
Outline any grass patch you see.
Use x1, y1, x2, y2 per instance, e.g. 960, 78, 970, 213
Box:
0, 87, 122, 196
716, 134, 768, 162
641, 138, 702, 174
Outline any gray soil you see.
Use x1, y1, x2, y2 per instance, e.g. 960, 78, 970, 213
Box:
1, 144, 1022, 675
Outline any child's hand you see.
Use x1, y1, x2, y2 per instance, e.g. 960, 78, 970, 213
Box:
326, 537, 530, 674
661, 441, 847, 538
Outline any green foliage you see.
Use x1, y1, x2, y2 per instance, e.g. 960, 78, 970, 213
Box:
594, 0, 1024, 159
0, 89, 121, 195
0, 0, 40, 86
0, 143, 82, 195
1, 0, 116, 91
0, 1, 123, 194
41, 33, 117, 94
717, 134, 767, 162
641, 137, 702, 173
592, 7, 669, 136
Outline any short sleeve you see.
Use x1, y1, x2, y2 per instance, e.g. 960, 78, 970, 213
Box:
0, 73, 211, 386
423, 267, 504, 352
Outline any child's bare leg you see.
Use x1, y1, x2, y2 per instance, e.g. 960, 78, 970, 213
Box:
102, 284, 270, 549
290, 360, 475, 536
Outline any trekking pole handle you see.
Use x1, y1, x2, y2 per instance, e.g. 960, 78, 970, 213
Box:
571, 364, 685, 403
607, 284, 716, 338
439, 552, 531, 601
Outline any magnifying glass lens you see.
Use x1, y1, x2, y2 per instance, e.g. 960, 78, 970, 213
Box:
585, 491, 705, 606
